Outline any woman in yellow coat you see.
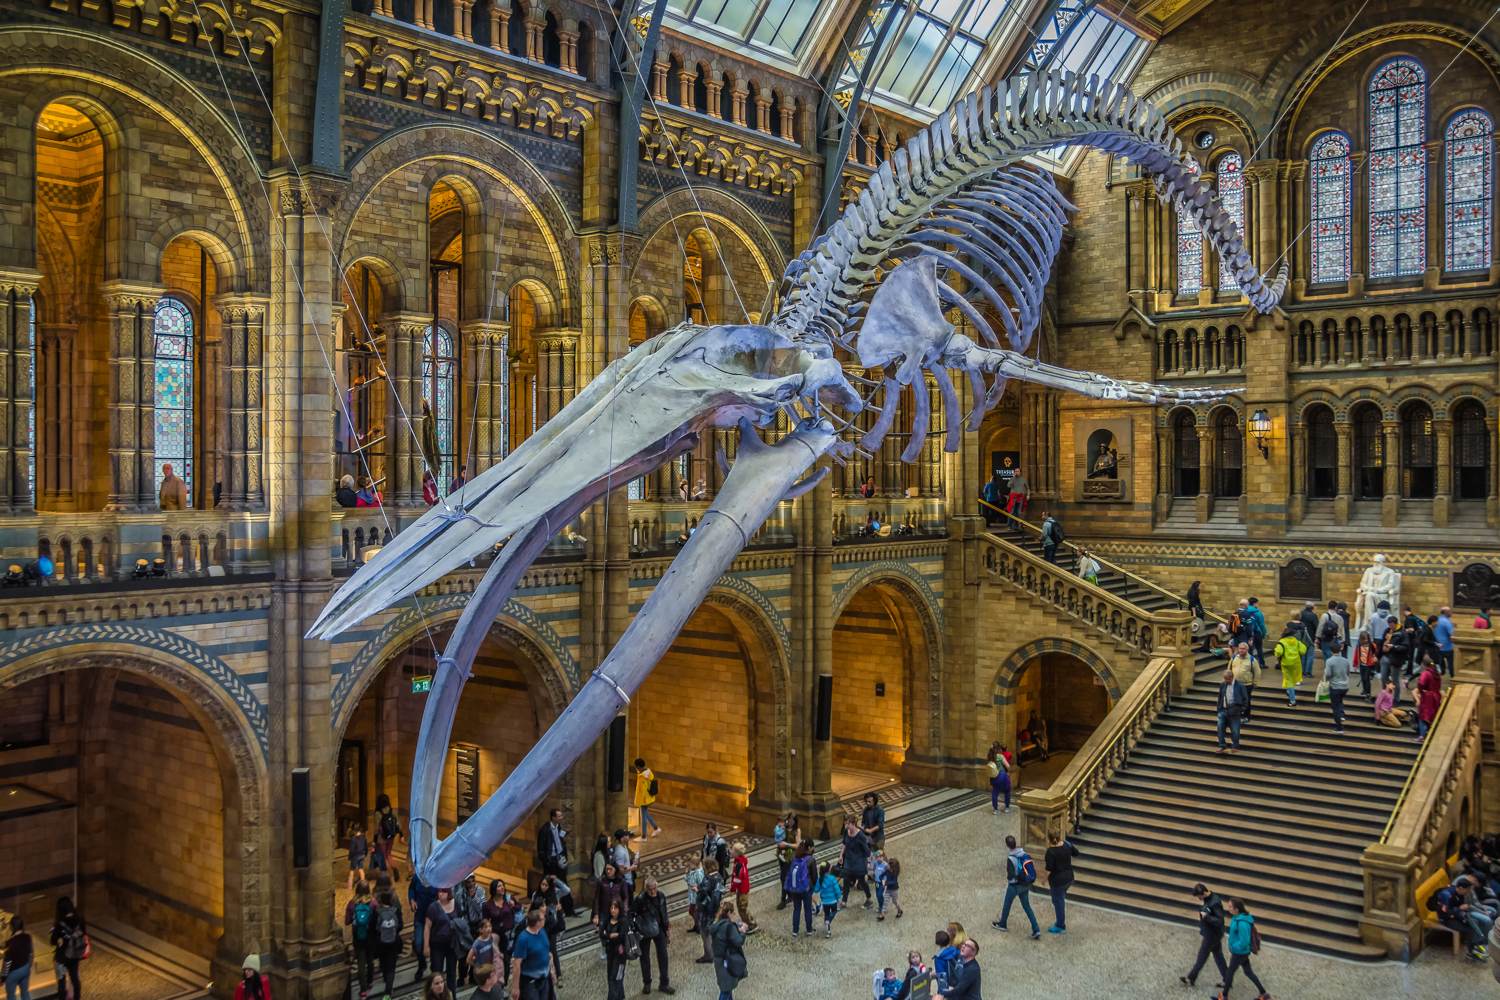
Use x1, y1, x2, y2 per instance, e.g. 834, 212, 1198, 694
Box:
632, 757, 662, 838
1273, 626, 1308, 706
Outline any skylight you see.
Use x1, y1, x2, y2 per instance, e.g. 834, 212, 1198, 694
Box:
868, 1, 1023, 113
668, 0, 828, 59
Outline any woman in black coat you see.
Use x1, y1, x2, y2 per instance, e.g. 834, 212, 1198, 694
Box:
1044, 833, 1080, 934
709, 899, 748, 999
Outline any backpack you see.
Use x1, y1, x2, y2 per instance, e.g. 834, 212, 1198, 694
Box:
785, 856, 811, 894
62, 925, 87, 962
696, 875, 722, 915
1011, 852, 1036, 885
379, 811, 399, 841
648, 776, 659, 797
1319, 616, 1339, 642
377, 904, 400, 945
352, 900, 374, 942
1227, 611, 1243, 636
714, 837, 730, 870
1249, 922, 1262, 955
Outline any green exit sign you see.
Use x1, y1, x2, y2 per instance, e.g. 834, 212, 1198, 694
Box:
411, 675, 433, 694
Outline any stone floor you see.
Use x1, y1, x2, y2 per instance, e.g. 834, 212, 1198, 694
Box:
13, 947, 188, 1000
553, 804, 1494, 1000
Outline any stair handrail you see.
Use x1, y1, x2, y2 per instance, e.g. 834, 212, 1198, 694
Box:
1359, 682, 1483, 959
978, 499, 1223, 625
978, 527, 1193, 660
1016, 656, 1177, 852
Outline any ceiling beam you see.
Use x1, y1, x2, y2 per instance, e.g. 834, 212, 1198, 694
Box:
615, 0, 671, 232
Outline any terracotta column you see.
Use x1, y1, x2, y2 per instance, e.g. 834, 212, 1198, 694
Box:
454, 0, 474, 42
1334, 422, 1352, 524
489, 4, 508, 50
216, 294, 268, 509
102, 281, 164, 511
463, 319, 509, 474
414, 0, 434, 31
1289, 424, 1307, 524
1196, 424, 1213, 522
385, 312, 429, 506
1381, 420, 1401, 527
0, 271, 39, 513
1434, 417, 1452, 527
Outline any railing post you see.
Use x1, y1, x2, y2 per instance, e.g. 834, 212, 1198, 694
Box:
1455, 623, 1499, 739
1016, 785, 1068, 860
1152, 607, 1195, 692
1359, 843, 1421, 960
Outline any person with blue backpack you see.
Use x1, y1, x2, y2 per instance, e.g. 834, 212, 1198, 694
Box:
343, 880, 377, 999
784, 842, 815, 937
991, 835, 1041, 939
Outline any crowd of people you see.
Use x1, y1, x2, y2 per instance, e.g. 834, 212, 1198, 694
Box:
1, 898, 88, 1000
1432, 833, 1500, 961
1197, 588, 1463, 751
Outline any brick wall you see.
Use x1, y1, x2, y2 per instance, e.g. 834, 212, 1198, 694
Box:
631, 606, 752, 820
832, 589, 907, 773
0, 674, 79, 933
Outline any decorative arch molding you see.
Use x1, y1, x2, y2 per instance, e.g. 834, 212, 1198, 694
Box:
149, 223, 245, 291
507, 270, 566, 330
1268, 12, 1500, 155
340, 245, 412, 314
0, 25, 266, 288
1151, 78, 1264, 146
832, 563, 945, 756
0, 623, 268, 754
704, 576, 793, 805
336, 123, 577, 323
331, 592, 579, 733
990, 637, 1123, 705
1293, 389, 1344, 423
711, 573, 792, 660
635, 186, 787, 286
1159, 402, 1210, 428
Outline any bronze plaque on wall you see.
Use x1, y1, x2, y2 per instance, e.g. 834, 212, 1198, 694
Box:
1453, 563, 1500, 609
454, 745, 480, 823
1278, 558, 1322, 602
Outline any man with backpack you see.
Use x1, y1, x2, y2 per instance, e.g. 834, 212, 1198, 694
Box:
702, 822, 730, 880
991, 834, 1041, 939
1180, 883, 1228, 988
373, 794, 403, 881
693, 867, 724, 964
1315, 600, 1345, 664
631, 877, 674, 995
1039, 512, 1063, 564
784, 845, 815, 938
373, 887, 404, 997
344, 880, 377, 997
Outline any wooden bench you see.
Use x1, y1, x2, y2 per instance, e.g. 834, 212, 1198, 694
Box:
1414, 855, 1464, 956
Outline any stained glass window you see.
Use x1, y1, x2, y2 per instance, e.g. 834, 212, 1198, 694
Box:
1308, 131, 1353, 284
1216, 153, 1245, 293
1445, 109, 1493, 273
153, 297, 193, 505
422, 324, 457, 493
1176, 161, 1203, 297
1368, 58, 1427, 280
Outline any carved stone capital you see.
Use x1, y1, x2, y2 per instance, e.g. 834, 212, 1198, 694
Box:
214, 293, 270, 324
99, 280, 166, 313
0, 267, 42, 299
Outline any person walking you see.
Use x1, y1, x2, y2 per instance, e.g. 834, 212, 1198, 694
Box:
785, 841, 815, 937
1006, 471, 1030, 515
343, 880, 377, 998
508, 908, 554, 1000
1416, 659, 1443, 742
632, 877, 674, 995
592, 862, 628, 927
992, 835, 1041, 939
1180, 884, 1228, 989
694, 865, 725, 960
48, 898, 85, 1000
4, 915, 33, 1000
1352, 631, 1378, 699
709, 900, 748, 1000
373, 793, 404, 881
422, 887, 460, 987
1297, 601, 1319, 675
632, 758, 662, 838
986, 746, 1012, 813
878, 857, 904, 920
598, 899, 629, 1000
774, 816, 796, 910
729, 843, 757, 932
1186, 581, 1205, 622
1435, 606, 1456, 677
1040, 512, 1063, 564
233, 956, 271, 1000
1228, 642, 1257, 724
1216, 898, 1270, 1000
861, 792, 887, 851
1244, 598, 1268, 668
1043, 833, 1078, 934
839, 816, 874, 909
1215, 669, 1248, 753
816, 862, 842, 938
937, 939, 981, 1000
1380, 624, 1413, 697
534, 808, 577, 917
1273, 623, 1306, 706
1324, 639, 1351, 734
1315, 600, 1345, 664
372, 887, 404, 999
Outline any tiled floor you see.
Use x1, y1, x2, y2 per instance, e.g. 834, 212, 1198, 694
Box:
12, 948, 188, 1000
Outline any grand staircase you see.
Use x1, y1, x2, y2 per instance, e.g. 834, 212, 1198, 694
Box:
982, 510, 1420, 960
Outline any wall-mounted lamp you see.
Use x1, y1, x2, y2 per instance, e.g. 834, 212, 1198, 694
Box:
1249, 409, 1272, 459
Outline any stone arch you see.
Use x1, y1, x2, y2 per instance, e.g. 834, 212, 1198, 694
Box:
703, 575, 793, 811
635, 185, 787, 285
990, 637, 1123, 705
149, 225, 242, 292
1293, 388, 1344, 423
832, 563, 945, 768
628, 294, 670, 344
331, 592, 578, 734
508, 273, 564, 329
340, 249, 410, 315
0, 636, 270, 962
1439, 383, 1495, 418
1160, 402, 1208, 428
0, 25, 266, 287
1390, 384, 1440, 419
335, 123, 577, 323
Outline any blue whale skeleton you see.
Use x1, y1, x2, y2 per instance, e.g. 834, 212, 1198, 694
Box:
310, 68, 1286, 887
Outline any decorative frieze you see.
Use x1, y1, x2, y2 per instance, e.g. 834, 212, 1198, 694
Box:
639, 117, 804, 194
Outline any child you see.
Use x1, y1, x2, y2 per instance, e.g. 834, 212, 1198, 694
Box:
879, 858, 903, 920
816, 861, 842, 938
874, 967, 903, 1000
932, 930, 959, 990
871, 852, 889, 918
347, 824, 368, 891
683, 858, 706, 933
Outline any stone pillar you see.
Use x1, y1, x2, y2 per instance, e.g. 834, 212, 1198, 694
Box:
217, 295, 268, 510
676, 68, 694, 108
0, 271, 39, 513
535, 331, 578, 424
1154, 424, 1171, 523
559, 27, 579, 74
651, 59, 668, 103
705, 76, 724, 118
102, 281, 164, 511
1434, 417, 1452, 527
1289, 424, 1306, 524
489, 3, 508, 50
1424, 140, 1442, 290
463, 319, 509, 474
375, 0, 393, 15
1125, 183, 1149, 302
731, 83, 748, 127
1382, 420, 1401, 527
525, 13, 545, 62
414, 0, 434, 31
754, 95, 771, 133
1335, 422, 1353, 524
1350, 152, 1368, 297
385, 312, 429, 506
1195, 425, 1213, 522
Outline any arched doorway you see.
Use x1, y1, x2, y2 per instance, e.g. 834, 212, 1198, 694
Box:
336, 622, 568, 896
1453, 398, 1490, 501
1212, 409, 1242, 499
1171, 410, 1199, 497
993, 647, 1118, 787
0, 659, 260, 992
1304, 404, 1337, 499
1400, 400, 1435, 499
1351, 402, 1384, 500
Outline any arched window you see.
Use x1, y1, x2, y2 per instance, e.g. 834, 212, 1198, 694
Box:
26, 295, 35, 506
1453, 399, 1490, 499
1305, 405, 1337, 499
1176, 207, 1202, 298
1215, 153, 1245, 293
153, 297, 194, 505
1308, 131, 1352, 284
1171, 411, 1199, 497
1213, 410, 1242, 498
1367, 58, 1427, 280
1445, 109, 1493, 273
1351, 403, 1383, 499
422, 324, 457, 491
1399, 400, 1435, 499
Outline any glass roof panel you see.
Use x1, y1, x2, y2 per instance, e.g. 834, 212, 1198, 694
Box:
750, 0, 822, 52
670, 0, 829, 60
1031, 8, 1149, 171
866, 1, 1022, 114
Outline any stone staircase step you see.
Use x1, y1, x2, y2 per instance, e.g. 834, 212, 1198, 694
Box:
1111, 763, 1401, 813
1067, 839, 1365, 897
1083, 799, 1378, 847
1125, 744, 1409, 787
1098, 783, 1392, 832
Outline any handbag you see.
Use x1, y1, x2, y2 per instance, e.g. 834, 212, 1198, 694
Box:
725, 949, 748, 979
625, 928, 641, 960
1315, 679, 1331, 703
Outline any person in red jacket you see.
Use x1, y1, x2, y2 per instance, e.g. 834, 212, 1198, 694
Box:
1415, 658, 1443, 743
730, 843, 757, 932
234, 955, 271, 1000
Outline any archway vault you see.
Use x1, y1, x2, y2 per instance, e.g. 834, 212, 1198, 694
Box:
991, 638, 1123, 705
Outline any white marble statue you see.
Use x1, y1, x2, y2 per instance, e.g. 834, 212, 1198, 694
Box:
1354, 554, 1401, 635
